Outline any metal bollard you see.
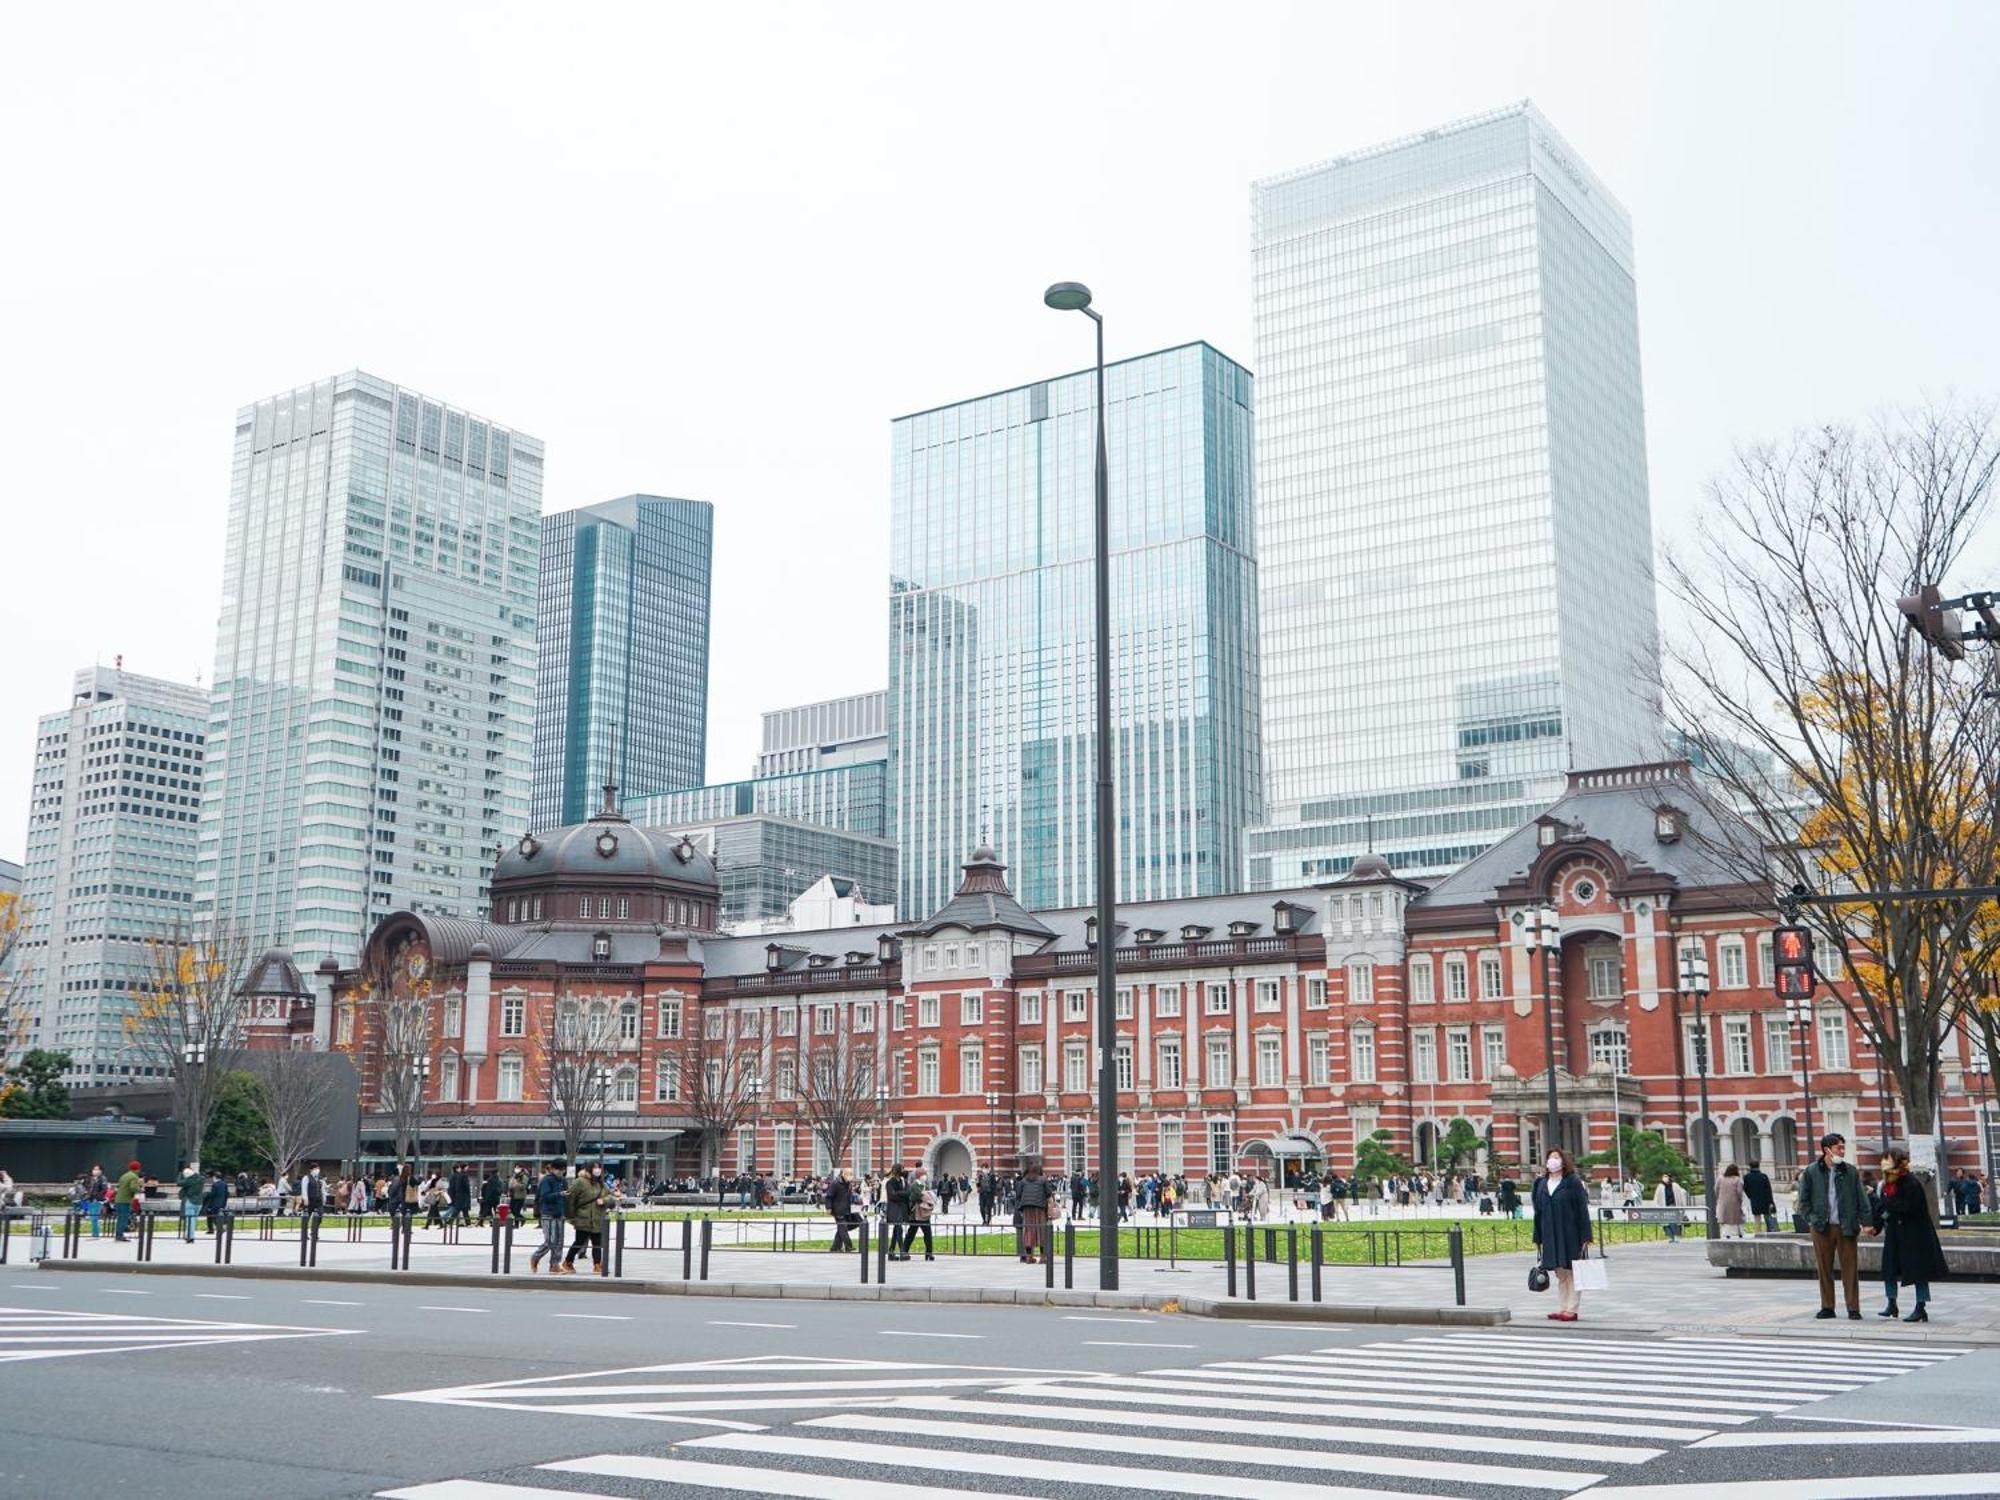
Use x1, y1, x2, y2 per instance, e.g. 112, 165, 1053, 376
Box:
491, 1218, 502, 1275
503, 1216, 515, 1275
1063, 1218, 1074, 1290
1288, 1226, 1299, 1302
1043, 1221, 1055, 1290
0, 1209, 9, 1266
613, 1215, 625, 1279
698, 1217, 712, 1281
1224, 1220, 1236, 1297
681, 1217, 693, 1280
859, 1219, 870, 1284
1449, 1222, 1466, 1307
876, 1215, 889, 1282
1310, 1224, 1323, 1302
299, 1212, 311, 1267
1243, 1224, 1256, 1301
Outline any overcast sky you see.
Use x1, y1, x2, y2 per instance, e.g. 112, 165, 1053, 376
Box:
3, 2, 1996, 863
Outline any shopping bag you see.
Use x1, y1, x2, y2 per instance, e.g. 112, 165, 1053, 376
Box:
1573, 1247, 1610, 1291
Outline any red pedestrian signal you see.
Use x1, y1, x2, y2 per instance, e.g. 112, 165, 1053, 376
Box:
1773, 924, 1816, 998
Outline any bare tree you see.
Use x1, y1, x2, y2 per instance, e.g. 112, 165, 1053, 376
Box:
793, 1008, 878, 1177
542, 983, 625, 1166
1663, 402, 2000, 1147
125, 922, 258, 1168
243, 1048, 343, 1184
352, 950, 433, 1164
673, 1006, 761, 1191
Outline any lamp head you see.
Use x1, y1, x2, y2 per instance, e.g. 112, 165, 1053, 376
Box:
1043, 281, 1093, 312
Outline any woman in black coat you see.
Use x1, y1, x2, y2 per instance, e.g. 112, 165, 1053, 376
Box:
1531, 1147, 1593, 1322
1868, 1148, 1949, 1322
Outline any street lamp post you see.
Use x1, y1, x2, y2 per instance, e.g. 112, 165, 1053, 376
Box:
985, 1089, 999, 1176
874, 1085, 888, 1177
181, 1041, 207, 1169
411, 1054, 431, 1167
1788, 992, 1816, 1181
1520, 906, 1562, 1160
1678, 947, 1720, 1240
1045, 279, 1120, 1290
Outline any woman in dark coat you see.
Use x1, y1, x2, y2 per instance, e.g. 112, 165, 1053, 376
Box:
883, 1164, 913, 1261
1868, 1148, 1949, 1321
1531, 1147, 1593, 1321
1497, 1178, 1521, 1220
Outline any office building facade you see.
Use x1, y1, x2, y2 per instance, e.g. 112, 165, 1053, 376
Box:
533, 496, 714, 828
1246, 102, 1661, 887
196, 372, 542, 968
757, 690, 887, 776
890, 342, 1261, 917
17, 665, 208, 1082
665, 814, 898, 926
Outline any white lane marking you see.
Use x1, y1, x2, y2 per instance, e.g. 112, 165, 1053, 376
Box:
708, 1320, 794, 1329
378, 1483, 631, 1500
810, 1411, 1601, 1492
545, 1455, 1048, 1500
1062, 1315, 1154, 1324
986, 1380, 1719, 1440
1086, 1340, 1197, 1349
553, 1313, 632, 1321
194, 1294, 250, 1300
9, 1284, 59, 1290
1778, 1413, 1968, 1428
879, 1330, 983, 1339
884, 1394, 1664, 1465
302, 1299, 364, 1306
99, 1289, 149, 1295
1580, 1476, 2000, 1499
417, 1305, 488, 1313
1170, 1362, 1786, 1413
1694, 1427, 2000, 1447
685, 1432, 1468, 1499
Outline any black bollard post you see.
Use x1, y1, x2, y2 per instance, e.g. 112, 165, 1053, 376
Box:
491, 1218, 502, 1275
1288, 1226, 1299, 1302
1043, 1221, 1055, 1290
1243, 1224, 1256, 1301
698, 1216, 712, 1281
299, 1212, 311, 1267
1063, 1217, 1074, 1290
503, 1215, 515, 1275
310, 1212, 322, 1268
681, 1217, 693, 1280
613, 1215, 625, 1279
1449, 1222, 1466, 1308
876, 1215, 889, 1283
1310, 1224, 1323, 1302
1224, 1219, 1236, 1297
859, 1219, 870, 1284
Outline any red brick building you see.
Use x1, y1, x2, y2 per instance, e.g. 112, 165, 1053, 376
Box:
272, 762, 1995, 1186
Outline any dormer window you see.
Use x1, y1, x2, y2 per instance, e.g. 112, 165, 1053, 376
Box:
1538, 821, 1557, 847
766, 943, 784, 972
1227, 920, 1258, 938
1180, 924, 1211, 942
1084, 917, 1099, 948
591, 931, 611, 961
807, 953, 835, 968
877, 932, 899, 964
1654, 806, 1683, 843
1134, 928, 1163, 946
1272, 903, 1297, 935
845, 951, 869, 966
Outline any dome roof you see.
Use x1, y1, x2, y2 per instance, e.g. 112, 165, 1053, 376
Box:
492, 810, 719, 891
242, 947, 310, 999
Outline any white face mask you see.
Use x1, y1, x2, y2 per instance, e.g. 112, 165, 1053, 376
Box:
1545, 1157, 1563, 1175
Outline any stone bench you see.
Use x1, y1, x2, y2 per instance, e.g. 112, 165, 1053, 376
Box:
1708, 1232, 2000, 1281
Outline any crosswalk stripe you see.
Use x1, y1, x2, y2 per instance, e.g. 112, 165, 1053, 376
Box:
379, 1484, 628, 1500
543, 1452, 1078, 1500
1263, 1349, 1865, 1391
1161, 1362, 1795, 1413
1693, 1427, 2000, 1448
805, 1412, 1604, 1492
1433, 1331, 1950, 1361
1659, 1336, 1965, 1358
883, 1395, 1666, 1465
987, 1380, 1723, 1439
677, 1434, 1466, 1500
1408, 1334, 1940, 1374
1243, 1355, 1839, 1400
1577, 1474, 2000, 1499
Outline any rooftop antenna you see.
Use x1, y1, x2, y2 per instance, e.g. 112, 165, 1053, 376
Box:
600, 731, 620, 817
1365, 814, 1375, 854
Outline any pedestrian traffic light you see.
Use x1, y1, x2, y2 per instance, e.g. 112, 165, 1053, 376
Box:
1773, 924, 1816, 999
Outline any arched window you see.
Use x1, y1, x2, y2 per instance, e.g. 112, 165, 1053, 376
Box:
612, 1066, 638, 1106
618, 999, 639, 1042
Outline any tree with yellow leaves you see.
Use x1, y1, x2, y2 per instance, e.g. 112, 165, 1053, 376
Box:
124, 922, 258, 1168
1665, 402, 2000, 1148
0, 890, 31, 1068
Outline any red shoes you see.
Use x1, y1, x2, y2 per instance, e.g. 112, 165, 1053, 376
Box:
1546, 1310, 1578, 1321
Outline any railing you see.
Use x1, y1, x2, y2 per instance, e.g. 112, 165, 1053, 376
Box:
1017, 933, 1321, 975
707, 965, 891, 996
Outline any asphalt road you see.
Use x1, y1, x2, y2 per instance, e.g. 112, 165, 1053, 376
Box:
1, 1267, 1997, 1499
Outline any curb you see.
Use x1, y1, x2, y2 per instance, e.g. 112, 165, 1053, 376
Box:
26, 1260, 1508, 1325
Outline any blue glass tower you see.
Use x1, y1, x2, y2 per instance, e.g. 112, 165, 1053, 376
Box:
890, 342, 1261, 917
534, 495, 714, 828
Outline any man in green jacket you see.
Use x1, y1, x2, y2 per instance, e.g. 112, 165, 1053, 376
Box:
1796, 1132, 1866, 1319
114, 1160, 144, 1241
176, 1161, 203, 1242
560, 1163, 608, 1275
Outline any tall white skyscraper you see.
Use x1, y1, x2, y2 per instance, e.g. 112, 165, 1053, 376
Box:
197, 372, 542, 967
1246, 102, 1660, 888
16, 665, 208, 1082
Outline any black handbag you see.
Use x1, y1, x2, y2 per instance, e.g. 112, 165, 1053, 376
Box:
1527, 1265, 1550, 1292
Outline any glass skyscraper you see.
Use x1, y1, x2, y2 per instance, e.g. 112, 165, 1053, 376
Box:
17, 666, 207, 1082
533, 496, 713, 828
196, 372, 542, 968
890, 342, 1260, 917
1246, 102, 1660, 887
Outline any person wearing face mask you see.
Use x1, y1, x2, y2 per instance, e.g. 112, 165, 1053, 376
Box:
1532, 1148, 1593, 1322
1867, 1147, 1949, 1322
560, 1163, 608, 1275
1797, 1132, 1865, 1319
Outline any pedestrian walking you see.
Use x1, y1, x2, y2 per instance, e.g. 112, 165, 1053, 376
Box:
114, 1160, 143, 1240
1015, 1161, 1050, 1263
561, 1163, 608, 1274
826, 1168, 857, 1253
1741, 1161, 1777, 1233
883, 1164, 913, 1260
176, 1160, 203, 1241
529, 1161, 567, 1273
1498, 1177, 1521, 1220
1716, 1164, 1746, 1239
1653, 1173, 1685, 1242
507, 1165, 528, 1223
1868, 1147, 1949, 1322
977, 1169, 997, 1226
1797, 1132, 1866, 1320
201, 1170, 229, 1233
1532, 1148, 1594, 1322
446, 1163, 473, 1226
